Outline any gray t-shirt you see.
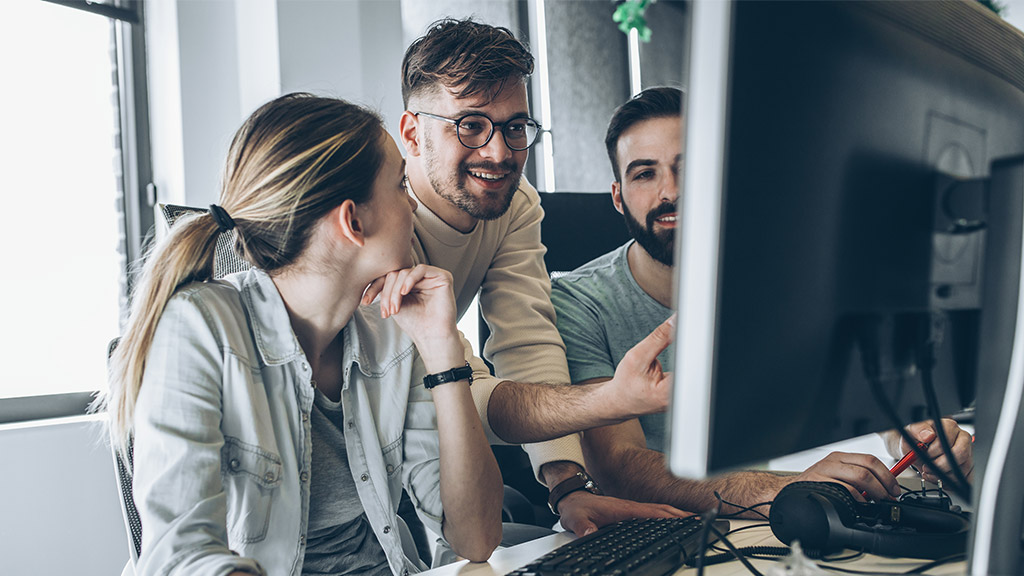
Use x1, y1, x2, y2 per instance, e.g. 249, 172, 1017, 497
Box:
550, 241, 673, 452
303, 389, 391, 576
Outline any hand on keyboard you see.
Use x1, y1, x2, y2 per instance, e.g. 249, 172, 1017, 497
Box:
557, 491, 693, 536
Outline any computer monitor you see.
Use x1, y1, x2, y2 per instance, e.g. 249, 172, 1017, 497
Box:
667, 1, 1024, 573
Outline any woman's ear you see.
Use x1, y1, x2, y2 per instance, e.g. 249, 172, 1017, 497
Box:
333, 200, 365, 247
399, 110, 421, 157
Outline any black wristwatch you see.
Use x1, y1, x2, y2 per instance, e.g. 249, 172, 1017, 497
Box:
422, 363, 473, 389
548, 471, 602, 515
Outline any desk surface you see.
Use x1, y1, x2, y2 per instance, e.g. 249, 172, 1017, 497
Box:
420, 520, 966, 576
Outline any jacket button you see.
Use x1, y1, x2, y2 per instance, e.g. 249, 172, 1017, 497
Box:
386, 465, 394, 474
229, 459, 240, 471
301, 362, 309, 371
300, 471, 309, 483
302, 413, 309, 422
264, 471, 276, 483
300, 535, 306, 545
347, 421, 355, 429
383, 525, 391, 534
360, 474, 369, 482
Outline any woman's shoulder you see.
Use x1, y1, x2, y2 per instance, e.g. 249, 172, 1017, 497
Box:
171, 278, 245, 317
159, 279, 250, 346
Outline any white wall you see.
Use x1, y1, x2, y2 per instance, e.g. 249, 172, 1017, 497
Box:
147, 0, 405, 209
0, 417, 129, 576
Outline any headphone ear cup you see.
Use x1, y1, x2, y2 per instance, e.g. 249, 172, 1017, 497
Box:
770, 482, 971, 560
770, 481, 860, 553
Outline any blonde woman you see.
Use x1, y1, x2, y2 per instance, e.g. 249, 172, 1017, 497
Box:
103, 93, 502, 576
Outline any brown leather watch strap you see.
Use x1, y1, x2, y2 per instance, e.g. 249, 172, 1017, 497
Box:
547, 471, 601, 515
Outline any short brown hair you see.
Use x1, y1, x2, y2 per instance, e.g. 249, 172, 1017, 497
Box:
401, 18, 534, 107
605, 87, 684, 182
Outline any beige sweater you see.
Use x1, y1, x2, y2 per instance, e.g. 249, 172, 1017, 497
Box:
411, 178, 586, 482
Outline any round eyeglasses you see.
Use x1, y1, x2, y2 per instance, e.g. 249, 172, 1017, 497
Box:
415, 112, 542, 151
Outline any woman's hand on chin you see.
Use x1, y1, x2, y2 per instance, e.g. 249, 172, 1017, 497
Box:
362, 265, 462, 359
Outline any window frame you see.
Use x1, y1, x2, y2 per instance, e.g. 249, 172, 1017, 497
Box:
0, 0, 153, 424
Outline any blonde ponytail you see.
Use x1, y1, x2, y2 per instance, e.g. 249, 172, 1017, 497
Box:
100, 213, 221, 457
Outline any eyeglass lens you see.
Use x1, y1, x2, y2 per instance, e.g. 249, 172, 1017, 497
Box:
457, 114, 540, 151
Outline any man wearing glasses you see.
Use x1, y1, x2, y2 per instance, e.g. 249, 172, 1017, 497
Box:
398, 18, 683, 537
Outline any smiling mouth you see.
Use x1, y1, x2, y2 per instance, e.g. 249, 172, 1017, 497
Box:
655, 214, 678, 224
469, 170, 508, 181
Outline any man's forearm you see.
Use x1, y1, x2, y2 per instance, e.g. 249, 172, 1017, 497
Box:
592, 444, 786, 517
488, 380, 622, 444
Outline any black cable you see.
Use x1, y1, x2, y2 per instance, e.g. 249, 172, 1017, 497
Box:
917, 332, 972, 497
820, 550, 866, 563
862, 332, 968, 501
696, 503, 720, 576
902, 553, 967, 574
885, 393, 970, 501
715, 494, 771, 521
818, 565, 921, 575
707, 523, 766, 576
687, 546, 792, 567
707, 523, 772, 553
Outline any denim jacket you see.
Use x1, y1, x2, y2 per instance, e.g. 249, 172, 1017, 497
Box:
131, 268, 499, 576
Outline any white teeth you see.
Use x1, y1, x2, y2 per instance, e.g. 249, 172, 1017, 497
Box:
470, 171, 504, 181
658, 216, 677, 222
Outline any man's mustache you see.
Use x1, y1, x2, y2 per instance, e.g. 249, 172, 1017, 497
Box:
646, 203, 677, 226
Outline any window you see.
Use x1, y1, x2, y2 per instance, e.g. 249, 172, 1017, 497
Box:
0, 0, 151, 422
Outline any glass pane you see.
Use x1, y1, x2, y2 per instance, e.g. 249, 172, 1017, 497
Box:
0, 1, 124, 400
543, 0, 630, 192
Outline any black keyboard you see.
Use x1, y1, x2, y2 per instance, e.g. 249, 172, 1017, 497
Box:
508, 517, 730, 576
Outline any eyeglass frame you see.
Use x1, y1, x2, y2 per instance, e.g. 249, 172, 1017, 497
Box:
414, 111, 543, 151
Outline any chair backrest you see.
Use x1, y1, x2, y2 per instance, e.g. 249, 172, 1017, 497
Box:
107, 336, 142, 565
539, 192, 631, 276
159, 204, 252, 278
113, 438, 141, 562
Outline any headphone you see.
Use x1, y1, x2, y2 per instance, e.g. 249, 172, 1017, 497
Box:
769, 481, 971, 559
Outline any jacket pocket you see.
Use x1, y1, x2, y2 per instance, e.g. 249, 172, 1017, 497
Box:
221, 436, 283, 543
382, 435, 404, 479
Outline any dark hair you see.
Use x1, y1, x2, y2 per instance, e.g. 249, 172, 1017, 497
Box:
104, 93, 386, 456
604, 87, 684, 182
401, 18, 534, 106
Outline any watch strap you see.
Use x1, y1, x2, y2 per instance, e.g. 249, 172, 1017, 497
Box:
547, 472, 601, 515
422, 363, 473, 389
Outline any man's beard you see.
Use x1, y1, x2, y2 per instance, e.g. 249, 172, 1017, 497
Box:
623, 201, 675, 267
424, 137, 521, 221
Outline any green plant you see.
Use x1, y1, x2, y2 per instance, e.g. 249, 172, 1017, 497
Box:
613, 0, 655, 42
976, 0, 1007, 16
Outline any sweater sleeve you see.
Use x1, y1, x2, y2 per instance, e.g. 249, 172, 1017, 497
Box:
478, 180, 585, 483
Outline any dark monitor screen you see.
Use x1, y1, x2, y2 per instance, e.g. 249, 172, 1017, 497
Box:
667, 1, 1024, 572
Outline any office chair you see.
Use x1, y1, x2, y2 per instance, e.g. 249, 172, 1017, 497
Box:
481, 191, 631, 528
539, 191, 631, 278
159, 204, 252, 276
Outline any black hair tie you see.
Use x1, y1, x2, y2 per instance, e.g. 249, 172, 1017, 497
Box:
209, 204, 236, 232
